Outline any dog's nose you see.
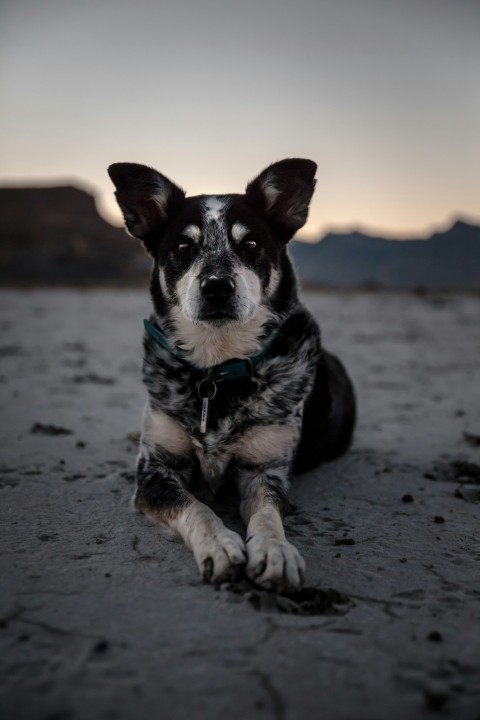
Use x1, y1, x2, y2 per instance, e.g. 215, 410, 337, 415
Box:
200, 276, 235, 301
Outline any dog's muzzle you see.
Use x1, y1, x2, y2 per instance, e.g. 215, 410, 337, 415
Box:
200, 276, 235, 304
198, 275, 237, 321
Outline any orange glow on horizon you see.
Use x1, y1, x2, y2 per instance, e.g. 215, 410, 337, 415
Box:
93, 184, 480, 242
1, 172, 479, 243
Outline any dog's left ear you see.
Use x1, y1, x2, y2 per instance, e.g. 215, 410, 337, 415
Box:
108, 163, 185, 255
245, 159, 317, 240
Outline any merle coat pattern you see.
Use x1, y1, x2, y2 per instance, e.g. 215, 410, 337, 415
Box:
108, 159, 355, 591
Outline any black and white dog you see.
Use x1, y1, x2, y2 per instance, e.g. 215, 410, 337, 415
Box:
108, 159, 355, 592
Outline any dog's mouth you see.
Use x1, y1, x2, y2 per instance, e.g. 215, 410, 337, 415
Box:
199, 309, 238, 323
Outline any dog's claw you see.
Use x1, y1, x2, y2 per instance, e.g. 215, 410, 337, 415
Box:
252, 560, 266, 578
201, 557, 214, 582
194, 528, 247, 585
246, 534, 306, 592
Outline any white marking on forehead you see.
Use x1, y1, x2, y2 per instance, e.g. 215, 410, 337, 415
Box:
201, 196, 230, 252
202, 196, 227, 223
182, 224, 201, 242
231, 223, 250, 242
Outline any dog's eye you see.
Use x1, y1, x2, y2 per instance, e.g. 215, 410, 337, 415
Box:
176, 241, 191, 256
243, 238, 258, 253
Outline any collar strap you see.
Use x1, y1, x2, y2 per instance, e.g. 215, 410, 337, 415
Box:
144, 318, 277, 382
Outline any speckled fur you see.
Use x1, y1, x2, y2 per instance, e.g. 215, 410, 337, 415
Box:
108, 159, 356, 590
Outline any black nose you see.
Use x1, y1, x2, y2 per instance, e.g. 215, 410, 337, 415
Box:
200, 276, 235, 301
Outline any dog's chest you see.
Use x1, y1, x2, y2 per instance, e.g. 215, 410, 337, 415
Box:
145, 366, 252, 477
142, 325, 318, 491
190, 425, 235, 492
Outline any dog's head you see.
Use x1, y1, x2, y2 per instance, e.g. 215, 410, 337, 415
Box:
108, 159, 316, 326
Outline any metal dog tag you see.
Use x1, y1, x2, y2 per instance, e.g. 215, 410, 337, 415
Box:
197, 378, 217, 434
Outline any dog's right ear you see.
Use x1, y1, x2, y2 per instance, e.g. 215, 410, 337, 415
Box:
108, 163, 185, 254
245, 159, 317, 242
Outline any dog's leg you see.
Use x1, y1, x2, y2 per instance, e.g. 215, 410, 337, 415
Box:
236, 463, 305, 591
134, 405, 246, 582
134, 451, 246, 583
236, 422, 305, 590
134, 448, 246, 582
234, 421, 305, 591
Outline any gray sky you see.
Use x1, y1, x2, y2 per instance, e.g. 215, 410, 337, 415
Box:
1, 0, 479, 237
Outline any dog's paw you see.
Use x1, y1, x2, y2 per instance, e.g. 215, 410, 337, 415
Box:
245, 534, 306, 592
193, 528, 247, 584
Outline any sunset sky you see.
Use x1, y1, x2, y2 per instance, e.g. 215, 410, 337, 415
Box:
1, 0, 479, 239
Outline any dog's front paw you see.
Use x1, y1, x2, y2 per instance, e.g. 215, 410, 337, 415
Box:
245, 534, 306, 592
193, 528, 247, 584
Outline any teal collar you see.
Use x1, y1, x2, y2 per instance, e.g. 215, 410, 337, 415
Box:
143, 318, 277, 382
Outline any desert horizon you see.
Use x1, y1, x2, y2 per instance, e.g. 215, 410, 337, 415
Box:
1, 176, 480, 244
1, 182, 479, 291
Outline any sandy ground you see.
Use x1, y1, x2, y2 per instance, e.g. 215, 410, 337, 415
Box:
0, 289, 479, 720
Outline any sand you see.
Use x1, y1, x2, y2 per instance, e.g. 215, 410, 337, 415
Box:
1, 289, 479, 720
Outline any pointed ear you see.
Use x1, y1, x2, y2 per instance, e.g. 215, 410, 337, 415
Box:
107, 163, 185, 254
245, 158, 317, 240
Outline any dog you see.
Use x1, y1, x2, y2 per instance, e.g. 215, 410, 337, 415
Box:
108, 158, 356, 592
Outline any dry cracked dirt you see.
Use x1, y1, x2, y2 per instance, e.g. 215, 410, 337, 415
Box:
1, 289, 479, 720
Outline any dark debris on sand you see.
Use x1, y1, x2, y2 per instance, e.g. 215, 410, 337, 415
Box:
425, 459, 480, 485
221, 580, 351, 616
463, 431, 480, 447
30, 422, 73, 436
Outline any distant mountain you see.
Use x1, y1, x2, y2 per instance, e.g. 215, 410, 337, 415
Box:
0, 186, 149, 285
289, 221, 480, 291
0, 185, 478, 290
